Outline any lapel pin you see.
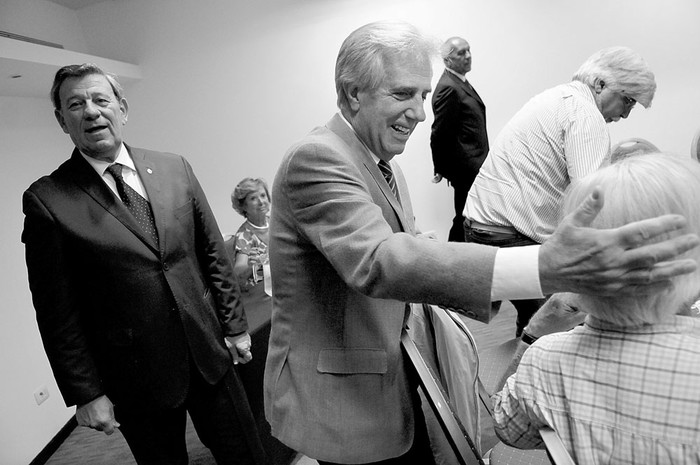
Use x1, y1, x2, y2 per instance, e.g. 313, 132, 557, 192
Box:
146, 168, 153, 174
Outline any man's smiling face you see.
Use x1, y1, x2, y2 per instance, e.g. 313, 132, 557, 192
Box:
55, 73, 128, 162
349, 54, 432, 161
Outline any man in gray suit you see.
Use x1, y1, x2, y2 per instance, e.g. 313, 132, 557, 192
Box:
263, 21, 698, 465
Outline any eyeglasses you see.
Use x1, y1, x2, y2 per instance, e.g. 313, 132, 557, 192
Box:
621, 94, 637, 108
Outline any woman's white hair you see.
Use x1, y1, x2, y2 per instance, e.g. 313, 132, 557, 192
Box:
562, 153, 700, 326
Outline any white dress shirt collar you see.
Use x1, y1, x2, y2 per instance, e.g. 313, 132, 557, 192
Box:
80, 143, 135, 177
446, 67, 467, 83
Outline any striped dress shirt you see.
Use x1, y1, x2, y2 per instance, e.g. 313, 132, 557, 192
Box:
492, 315, 700, 465
466, 81, 610, 243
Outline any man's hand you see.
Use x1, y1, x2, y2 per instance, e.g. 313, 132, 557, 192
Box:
540, 187, 699, 296
495, 293, 586, 391
76, 395, 119, 435
523, 293, 586, 339
225, 332, 253, 365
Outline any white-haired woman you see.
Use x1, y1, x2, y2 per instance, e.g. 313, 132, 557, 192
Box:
493, 153, 700, 464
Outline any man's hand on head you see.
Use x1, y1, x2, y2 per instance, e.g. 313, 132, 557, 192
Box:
539, 187, 699, 296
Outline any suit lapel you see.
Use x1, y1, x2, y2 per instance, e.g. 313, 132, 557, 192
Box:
326, 115, 411, 231
391, 162, 415, 234
464, 78, 485, 107
445, 71, 484, 108
67, 148, 160, 254
455, 76, 485, 107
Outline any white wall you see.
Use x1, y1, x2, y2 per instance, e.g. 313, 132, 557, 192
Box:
0, 95, 77, 464
1, 2, 92, 463
2, 0, 699, 462
75, 0, 700, 237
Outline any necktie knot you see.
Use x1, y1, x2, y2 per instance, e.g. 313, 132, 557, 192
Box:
106, 163, 124, 179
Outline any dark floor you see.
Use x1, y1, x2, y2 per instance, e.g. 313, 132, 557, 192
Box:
42, 303, 517, 465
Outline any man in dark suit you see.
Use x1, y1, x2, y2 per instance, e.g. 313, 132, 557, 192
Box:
431, 36, 488, 242
22, 64, 266, 465
263, 21, 699, 465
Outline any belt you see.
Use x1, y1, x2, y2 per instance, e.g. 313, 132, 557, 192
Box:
464, 218, 520, 235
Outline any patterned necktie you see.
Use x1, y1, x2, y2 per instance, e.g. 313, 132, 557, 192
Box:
378, 159, 400, 202
106, 163, 159, 244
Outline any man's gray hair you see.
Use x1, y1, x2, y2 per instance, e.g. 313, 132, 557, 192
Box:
572, 46, 656, 108
335, 20, 437, 111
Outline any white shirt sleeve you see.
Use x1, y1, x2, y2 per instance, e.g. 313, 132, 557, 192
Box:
564, 100, 611, 181
491, 245, 544, 301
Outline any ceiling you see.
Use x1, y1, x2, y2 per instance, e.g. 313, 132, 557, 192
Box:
1, 1, 139, 99
45, 0, 112, 9
1, 38, 142, 99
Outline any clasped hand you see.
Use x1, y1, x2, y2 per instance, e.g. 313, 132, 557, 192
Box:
225, 332, 253, 365
247, 247, 268, 267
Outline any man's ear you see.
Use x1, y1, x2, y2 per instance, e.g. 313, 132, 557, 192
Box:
593, 78, 605, 94
54, 109, 70, 134
346, 85, 361, 111
120, 98, 129, 124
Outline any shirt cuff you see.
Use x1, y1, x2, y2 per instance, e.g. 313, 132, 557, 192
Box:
491, 245, 544, 301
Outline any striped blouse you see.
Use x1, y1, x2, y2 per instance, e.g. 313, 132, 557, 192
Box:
465, 81, 610, 243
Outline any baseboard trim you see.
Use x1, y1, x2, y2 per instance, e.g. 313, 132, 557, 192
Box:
29, 416, 77, 465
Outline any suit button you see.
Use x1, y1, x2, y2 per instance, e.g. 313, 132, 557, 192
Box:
162, 262, 169, 270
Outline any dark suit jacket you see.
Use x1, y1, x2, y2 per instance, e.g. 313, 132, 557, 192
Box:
430, 70, 489, 185
264, 114, 496, 463
22, 145, 247, 411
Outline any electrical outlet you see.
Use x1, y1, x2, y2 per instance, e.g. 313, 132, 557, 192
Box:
33, 385, 50, 405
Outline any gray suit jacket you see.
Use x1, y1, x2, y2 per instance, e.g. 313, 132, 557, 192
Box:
264, 114, 496, 463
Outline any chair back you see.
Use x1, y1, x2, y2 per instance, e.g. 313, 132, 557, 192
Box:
406, 304, 576, 465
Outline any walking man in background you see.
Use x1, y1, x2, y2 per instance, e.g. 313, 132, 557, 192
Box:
431, 36, 488, 242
